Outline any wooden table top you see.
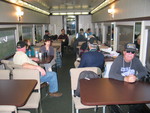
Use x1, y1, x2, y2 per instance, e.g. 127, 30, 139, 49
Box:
104, 56, 115, 62
80, 78, 150, 106
0, 80, 37, 107
36, 55, 54, 64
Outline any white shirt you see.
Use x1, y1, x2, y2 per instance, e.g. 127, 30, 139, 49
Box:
13, 51, 38, 66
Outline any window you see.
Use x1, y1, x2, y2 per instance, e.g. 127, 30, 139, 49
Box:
22, 26, 33, 42
35, 25, 42, 42
0, 28, 16, 60
146, 29, 150, 72
66, 16, 76, 35
117, 25, 133, 52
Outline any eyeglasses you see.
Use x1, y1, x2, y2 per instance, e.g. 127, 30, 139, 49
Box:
126, 51, 135, 54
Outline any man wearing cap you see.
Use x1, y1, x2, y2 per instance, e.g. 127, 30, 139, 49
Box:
43, 30, 51, 41
13, 41, 62, 97
78, 38, 105, 70
109, 42, 147, 113
109, 42, 147, 82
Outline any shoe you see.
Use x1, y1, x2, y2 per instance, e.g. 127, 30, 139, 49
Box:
41, 82, 48, 88
49, 92, 62, 97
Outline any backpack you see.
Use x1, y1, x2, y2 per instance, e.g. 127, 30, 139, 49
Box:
75, 71, 99, 97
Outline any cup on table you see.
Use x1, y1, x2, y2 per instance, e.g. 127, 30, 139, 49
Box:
35, 51, 39, 58
39, 52, 42, 59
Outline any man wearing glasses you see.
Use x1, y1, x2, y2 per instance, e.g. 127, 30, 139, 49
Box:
109, 42, 147, 82
109, 42, 147, 113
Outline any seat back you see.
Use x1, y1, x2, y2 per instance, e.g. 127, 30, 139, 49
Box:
70, 67, 101, 91
0, 105, 17, 113
12, 69, 40, 92
1, 60, 23, 71
1, 60, 13, 71
0, 70, 10, 79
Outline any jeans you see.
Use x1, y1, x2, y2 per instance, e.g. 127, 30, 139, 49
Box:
40, 71, 58, 93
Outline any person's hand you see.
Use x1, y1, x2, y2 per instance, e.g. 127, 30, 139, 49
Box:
31, 57, 39, 61
124, 75, 137, 83
36, 66, 46, 76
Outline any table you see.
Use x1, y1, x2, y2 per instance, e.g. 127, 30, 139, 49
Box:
36, 56, 54, 64
104, 56, 115, 62
80, 78, 150, 106
0, 80, 37, 107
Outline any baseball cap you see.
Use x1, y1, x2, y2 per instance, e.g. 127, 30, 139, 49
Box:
124, 43, 136, 52
88, 38, 97, 44
17, 41, 26, 49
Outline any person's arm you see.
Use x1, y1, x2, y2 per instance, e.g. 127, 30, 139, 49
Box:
31, 57, 39, 61
22, 63, 46, 76
49, 46, 54, 56
58, 35, 61, 39
124, 75, 137, 83
78, 54, 86, 67
135, 57, 148, 79
109, 56, 124, 81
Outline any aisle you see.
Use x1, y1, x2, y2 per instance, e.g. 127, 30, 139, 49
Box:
41, 49, 76, 113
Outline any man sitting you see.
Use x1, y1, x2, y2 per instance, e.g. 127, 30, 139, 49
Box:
78, 38, 105, 71
13, 41, 62, 97
109, 42, 147, 113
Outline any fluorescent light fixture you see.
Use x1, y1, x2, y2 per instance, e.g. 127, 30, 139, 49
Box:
91, 0, 116, 14
60, 13, 67, 15
52, 13, 60, 15
67, 12, 74, 15
82, 12, 89, 14
52, 12, 89, 15
74, 12, 81, 15
4, 0, 50, 15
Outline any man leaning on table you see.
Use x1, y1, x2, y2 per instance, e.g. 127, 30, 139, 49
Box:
109, 42, 147, 113
13, 41, 62, 97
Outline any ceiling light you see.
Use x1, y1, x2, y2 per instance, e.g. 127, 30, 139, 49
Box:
67, 6, 73, 9
91, 0, 116, 14
4, 0, 50, 15
16, 8, 24, 21
52, 13, 60, 15
67, 12, 74, 15
51, 12, 89, 16
82, 12, 89, 14
60, 13, 67, 15
82, 5, 88, 9
74, 12, 81, 15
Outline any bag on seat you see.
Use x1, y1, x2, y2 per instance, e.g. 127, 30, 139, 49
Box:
75, 71, 99, 97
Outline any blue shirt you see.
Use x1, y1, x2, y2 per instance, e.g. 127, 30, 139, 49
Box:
78, 50, 105, 70
26, 46, 35, 57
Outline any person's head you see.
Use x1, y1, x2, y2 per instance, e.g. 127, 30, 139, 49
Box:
88, 38, 98, 50
45, 30, 50, 35
79, 28, 84, 34
16, 41, 26, 53
123, 43, 136, 62
44, 38, 52, 46
137, 34, 141, 45
24, 39, 31, 46
87, 28, 91, 33
61, 29, 65, 34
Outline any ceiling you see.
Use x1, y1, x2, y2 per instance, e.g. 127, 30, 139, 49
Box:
23, 0, 105, 13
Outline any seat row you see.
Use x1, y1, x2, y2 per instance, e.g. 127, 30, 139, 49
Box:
0, 69, 41, 113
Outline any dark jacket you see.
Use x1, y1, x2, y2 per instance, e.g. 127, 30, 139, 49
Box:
75, 71, 99, 97
78, 50, 105, 70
